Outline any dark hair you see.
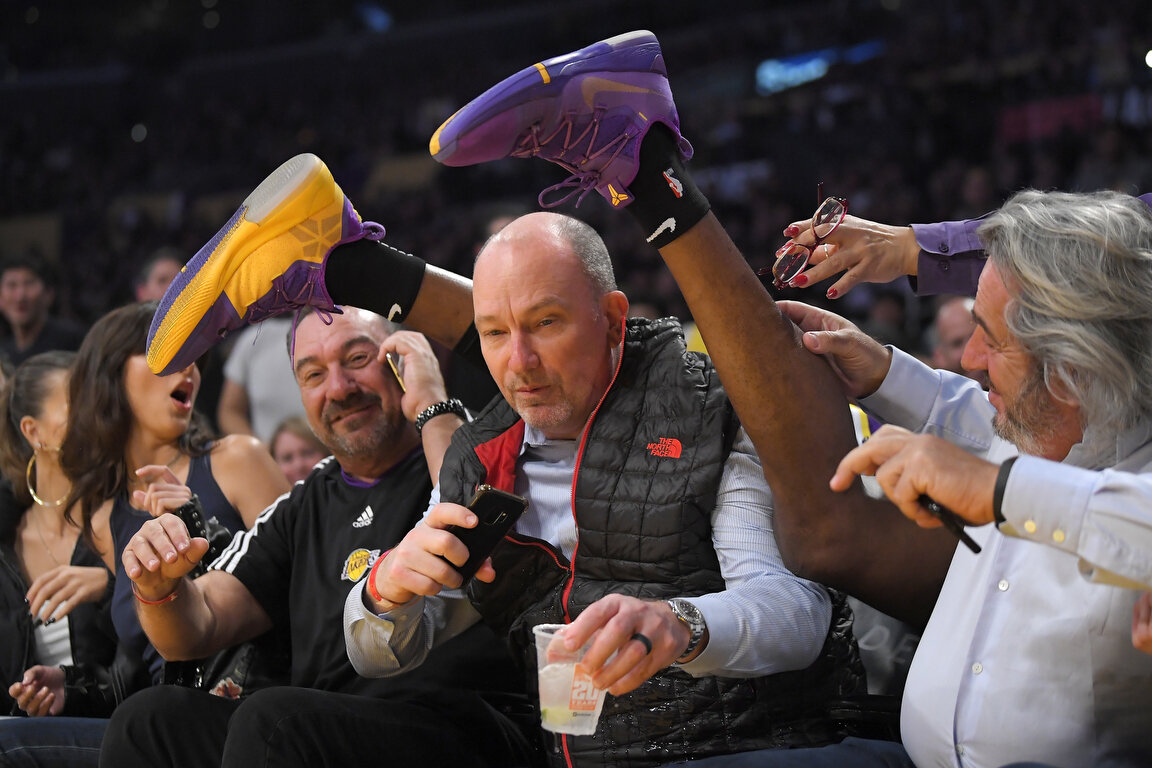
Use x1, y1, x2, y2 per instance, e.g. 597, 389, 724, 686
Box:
134, 247, 184, 288
0, 252, 59, 289
61, 301, 214, 547
285, 306, 398, 360
0, 351, 75, 508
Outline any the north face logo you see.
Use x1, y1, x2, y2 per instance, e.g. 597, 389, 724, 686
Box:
647, 438, 682, 458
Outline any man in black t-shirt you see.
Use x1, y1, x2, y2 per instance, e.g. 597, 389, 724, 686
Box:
100, 308, 537, 768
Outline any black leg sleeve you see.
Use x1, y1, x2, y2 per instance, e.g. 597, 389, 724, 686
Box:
325, 240, 427, 324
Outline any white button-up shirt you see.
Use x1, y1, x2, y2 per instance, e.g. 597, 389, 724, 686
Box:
863, 348, 1152, 768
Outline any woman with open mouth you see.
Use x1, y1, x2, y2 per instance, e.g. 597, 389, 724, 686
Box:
0, 301, 291, 768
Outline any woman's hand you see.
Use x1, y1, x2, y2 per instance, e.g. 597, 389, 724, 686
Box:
8, 665, 66, 717
27, 565, 110, 622
131, 465, 192, 517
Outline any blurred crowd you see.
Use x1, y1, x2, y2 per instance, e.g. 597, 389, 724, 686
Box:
2, 0, 1151, 363
2, 4, 1152, 765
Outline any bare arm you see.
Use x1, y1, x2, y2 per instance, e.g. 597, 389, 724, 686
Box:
216, 379, 255, 437
378, 330, 463, 485
211, 435, 293, 528
403, 265, 476, 350
654, 213, 954, 627
123, 514, 273, 660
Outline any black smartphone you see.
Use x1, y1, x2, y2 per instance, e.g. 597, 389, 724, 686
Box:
443, 485, 529, 582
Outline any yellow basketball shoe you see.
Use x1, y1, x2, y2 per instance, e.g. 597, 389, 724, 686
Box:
145, 153, 384, 376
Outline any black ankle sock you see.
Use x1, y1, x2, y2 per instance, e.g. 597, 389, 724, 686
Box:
625, 124, 711, 249
325, 240, 426, 322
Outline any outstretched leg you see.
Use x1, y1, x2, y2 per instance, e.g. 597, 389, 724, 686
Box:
426, 29, 955, 625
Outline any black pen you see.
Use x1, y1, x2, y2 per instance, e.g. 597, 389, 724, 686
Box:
918, 495, 982, 554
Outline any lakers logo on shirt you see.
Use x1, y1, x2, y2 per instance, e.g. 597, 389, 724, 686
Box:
342, 548, 381, 582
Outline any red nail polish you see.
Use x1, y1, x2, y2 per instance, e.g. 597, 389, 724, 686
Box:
784, 225, 800, 237
791, 274, 808, 287
826, 287, 838, 299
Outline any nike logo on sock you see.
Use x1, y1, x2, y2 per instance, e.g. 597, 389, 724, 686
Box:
647, 217, 677, 243
387, 303, 402, 321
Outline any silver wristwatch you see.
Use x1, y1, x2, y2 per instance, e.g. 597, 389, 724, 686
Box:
667, 598, 706, 663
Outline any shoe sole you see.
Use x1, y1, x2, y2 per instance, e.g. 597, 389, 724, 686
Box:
429, 30, 662, 164
147, 153, 341, 375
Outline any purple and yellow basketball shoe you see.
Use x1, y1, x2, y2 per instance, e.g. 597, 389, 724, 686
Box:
146, 153, 384, 376
429, 30, 693, 209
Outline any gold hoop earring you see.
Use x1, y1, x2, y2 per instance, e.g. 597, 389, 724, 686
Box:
26, 455, 68, 508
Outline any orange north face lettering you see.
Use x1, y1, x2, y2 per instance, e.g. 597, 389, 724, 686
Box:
647, 438, 682, 458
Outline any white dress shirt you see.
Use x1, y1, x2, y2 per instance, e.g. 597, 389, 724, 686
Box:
863, 347, 1152, 768
344, 425, 833, 680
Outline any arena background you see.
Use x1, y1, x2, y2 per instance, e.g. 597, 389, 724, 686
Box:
2, 0, 1150, 355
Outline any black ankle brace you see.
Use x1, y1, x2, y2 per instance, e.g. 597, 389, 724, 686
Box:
326, 240, 426, 322
625, 124, 710, 249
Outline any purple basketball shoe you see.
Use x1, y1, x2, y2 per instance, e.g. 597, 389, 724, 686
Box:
429, 30, 693, 209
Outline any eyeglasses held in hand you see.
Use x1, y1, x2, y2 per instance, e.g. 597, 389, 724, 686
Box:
759, 182, 847, 289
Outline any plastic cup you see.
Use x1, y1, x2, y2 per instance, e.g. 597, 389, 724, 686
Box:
533, 623, 608, 736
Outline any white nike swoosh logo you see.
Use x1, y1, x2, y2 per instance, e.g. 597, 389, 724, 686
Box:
646, 217, 676, 243
387, 303, 402, 321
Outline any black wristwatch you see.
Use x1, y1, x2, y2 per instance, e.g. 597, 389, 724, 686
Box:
667, 598, 706, 663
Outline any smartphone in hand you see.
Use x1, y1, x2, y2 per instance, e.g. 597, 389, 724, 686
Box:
443, 485, 529, 582
385, 352, 406, 393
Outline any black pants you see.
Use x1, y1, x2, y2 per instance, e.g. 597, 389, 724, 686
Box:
99, 685, 539, 768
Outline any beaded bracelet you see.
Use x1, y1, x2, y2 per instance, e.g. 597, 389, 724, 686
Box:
414, 399, 466, 434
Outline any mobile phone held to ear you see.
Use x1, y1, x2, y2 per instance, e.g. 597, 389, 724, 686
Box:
384, 352, 406, 393
444, 485, 529, 583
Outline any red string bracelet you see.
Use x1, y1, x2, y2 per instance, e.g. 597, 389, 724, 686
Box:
132, 582, 178, 605
365, 551, 391, 604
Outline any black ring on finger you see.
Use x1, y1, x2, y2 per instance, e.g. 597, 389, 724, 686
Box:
630, 632, 653, 655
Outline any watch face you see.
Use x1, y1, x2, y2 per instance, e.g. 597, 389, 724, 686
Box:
669, 599, 705, 660
670, 599, 704, 632
672, 599, 701, 623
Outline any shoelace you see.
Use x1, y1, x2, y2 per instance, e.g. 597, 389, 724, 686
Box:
251, 220, 387, 363
512, 108, 634, 208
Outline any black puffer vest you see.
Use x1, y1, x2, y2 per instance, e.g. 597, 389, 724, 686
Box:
439, 318, 864, 767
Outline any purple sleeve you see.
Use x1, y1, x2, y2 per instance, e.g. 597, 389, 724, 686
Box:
909, 196, 1151, 297
910, 216, 990, 296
